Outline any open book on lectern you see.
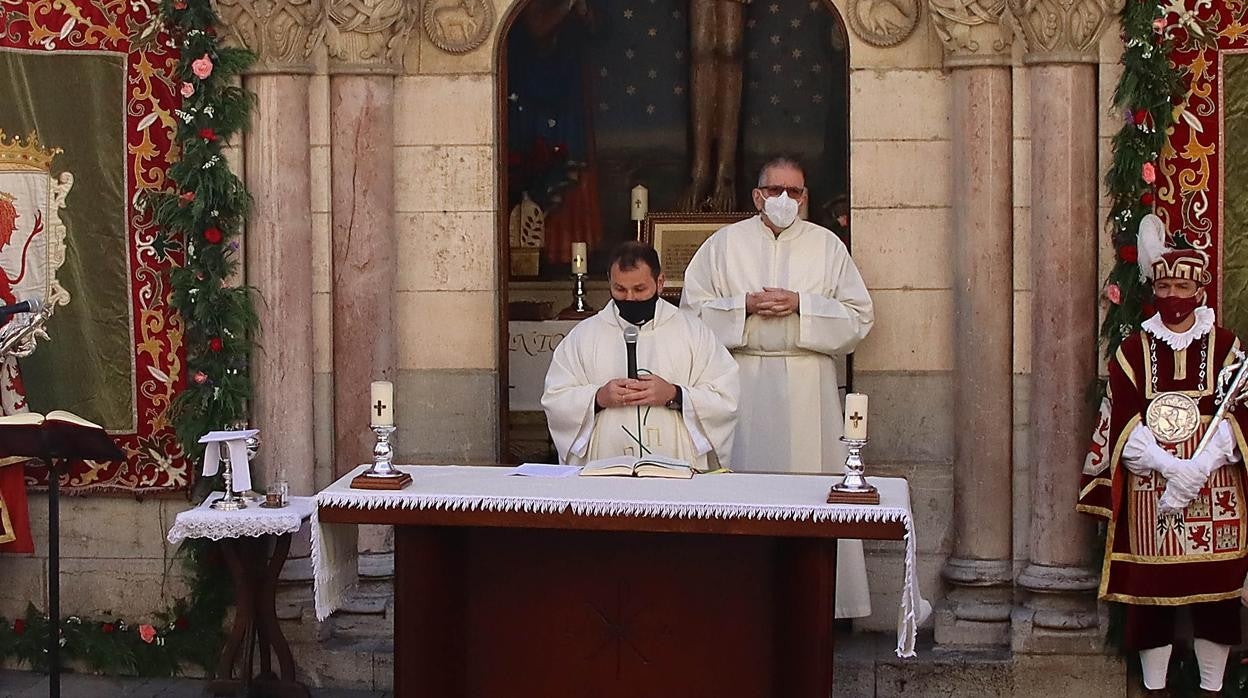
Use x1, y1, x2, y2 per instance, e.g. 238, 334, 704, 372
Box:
0, 410, 122, 460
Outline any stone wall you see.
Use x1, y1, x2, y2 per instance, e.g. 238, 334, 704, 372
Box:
0, 0, 1128, 647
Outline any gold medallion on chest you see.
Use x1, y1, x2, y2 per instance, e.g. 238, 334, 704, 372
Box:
1146, 392, 1202, 444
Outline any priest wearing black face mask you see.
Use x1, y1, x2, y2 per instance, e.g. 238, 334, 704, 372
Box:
541, 242, 740, 471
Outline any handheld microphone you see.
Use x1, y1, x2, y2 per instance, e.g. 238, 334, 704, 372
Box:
0, 297, 42, 320
623, 325, 638, 380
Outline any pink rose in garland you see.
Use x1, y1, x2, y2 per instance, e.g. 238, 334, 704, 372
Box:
139, 624, 157, 644
1105, 283, 1122, 305
180, 82, 194, 98
1142, 162, 1157, 185
191, 54, 214, 80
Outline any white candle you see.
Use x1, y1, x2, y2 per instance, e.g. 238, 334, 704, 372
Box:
630, 185, 649, 221
571, 241, 588, 275
370, 380, 394, 427
844, 393, 868, 440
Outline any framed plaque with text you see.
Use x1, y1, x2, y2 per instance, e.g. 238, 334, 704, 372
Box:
641, 212, 754, 300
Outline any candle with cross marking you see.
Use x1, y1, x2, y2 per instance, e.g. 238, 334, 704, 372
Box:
630, 184, 648, 221
370, 380, 394, 427
571, 241, 588, 275
844, 393, 868, 440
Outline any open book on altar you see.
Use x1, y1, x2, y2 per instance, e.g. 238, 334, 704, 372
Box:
0, 410, 121, 460
579, 454, 694, 479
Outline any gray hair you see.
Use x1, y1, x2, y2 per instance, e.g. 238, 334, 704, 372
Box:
757, 156, 805, 187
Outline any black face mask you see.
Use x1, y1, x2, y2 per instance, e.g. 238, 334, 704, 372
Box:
616, 295, 659, 325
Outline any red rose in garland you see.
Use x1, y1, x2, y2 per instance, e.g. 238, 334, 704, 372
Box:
199, 128, 218, 142
13, 619, 25, 635
1119, 245, 1138, 263
102, 622, 114, 634
203, 227, 223, 244
1141, 191, 1155, 206
209, 337, 223, 352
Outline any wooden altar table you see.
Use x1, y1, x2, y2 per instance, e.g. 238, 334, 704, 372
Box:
313, 465, 922, 698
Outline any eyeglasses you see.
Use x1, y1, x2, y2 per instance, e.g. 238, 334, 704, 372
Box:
757, 185, 806, 198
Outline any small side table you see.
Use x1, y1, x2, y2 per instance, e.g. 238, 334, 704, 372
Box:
168, 494, 315, 697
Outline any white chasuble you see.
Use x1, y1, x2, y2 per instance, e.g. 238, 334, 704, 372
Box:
542, 300, 740, 471
681, 215, 875, 617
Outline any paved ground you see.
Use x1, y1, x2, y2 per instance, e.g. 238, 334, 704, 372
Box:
0, 671, 390, 697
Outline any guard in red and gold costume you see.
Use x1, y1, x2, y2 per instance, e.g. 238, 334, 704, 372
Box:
1080, 249, 1248, 696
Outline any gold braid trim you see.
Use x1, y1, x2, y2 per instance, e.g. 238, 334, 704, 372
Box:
1101, 589, 1243, 606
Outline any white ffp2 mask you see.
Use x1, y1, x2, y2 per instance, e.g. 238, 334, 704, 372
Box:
763, 192, 799, 229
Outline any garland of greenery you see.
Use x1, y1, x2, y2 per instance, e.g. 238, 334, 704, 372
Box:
1098, 0, 1183, 358
0, 0, 258, 676
153, 0, 258, 456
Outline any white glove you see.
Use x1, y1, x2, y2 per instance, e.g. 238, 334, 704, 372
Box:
1202, 420, 1238, 469
1123, 423, 1184, 478
1158, 459, 1206, 512
1158, 422, 1237, 512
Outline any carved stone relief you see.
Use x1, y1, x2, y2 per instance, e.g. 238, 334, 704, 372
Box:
846, 0, 921, 48
327, 0, 417, 71
927, 0, 1014, 65
214, 0, 327, 73
1008, 0, 1123, 60
422, 0, 494, 54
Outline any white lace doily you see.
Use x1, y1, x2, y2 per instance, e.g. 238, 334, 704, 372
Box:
167, 493, 315, 544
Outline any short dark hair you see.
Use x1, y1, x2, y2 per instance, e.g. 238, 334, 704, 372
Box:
757, 156, 805, 187
608, 241, 661, 279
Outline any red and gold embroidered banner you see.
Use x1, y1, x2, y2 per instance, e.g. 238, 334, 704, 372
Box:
0, 0, 189, 492
1162, 4, 1248, 335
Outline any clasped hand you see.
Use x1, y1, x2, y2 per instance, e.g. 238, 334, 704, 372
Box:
596, 375, 677, 408
1126, 422, 1237, 512
746, 287, 799, 317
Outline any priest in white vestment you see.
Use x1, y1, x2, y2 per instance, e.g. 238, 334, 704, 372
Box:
543, 242, 739, 470
681, 157, 875, 618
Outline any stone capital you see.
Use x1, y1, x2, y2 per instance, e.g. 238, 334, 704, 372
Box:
214, 0, 327, 74
927, 0, 1014, 67
326, 0, 417, 75
1007, 0, 1123, 64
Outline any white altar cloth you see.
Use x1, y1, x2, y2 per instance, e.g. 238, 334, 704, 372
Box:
167, 493, 315, 544
313, 464, 930, 657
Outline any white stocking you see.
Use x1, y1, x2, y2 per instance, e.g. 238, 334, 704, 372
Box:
1194, 638, 1230, 691
1140, 644, 1173, 690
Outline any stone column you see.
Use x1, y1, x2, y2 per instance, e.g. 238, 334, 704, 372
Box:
927, 0, 1015, 648
216, 0, 326, 495
1008, 0, 1120, 653
326, 0, 416, 478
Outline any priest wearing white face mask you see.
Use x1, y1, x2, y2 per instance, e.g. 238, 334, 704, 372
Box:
543, 242, 740, 471
681, 156, 875, 619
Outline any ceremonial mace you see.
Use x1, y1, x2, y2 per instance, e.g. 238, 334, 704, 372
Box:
1193, 355, 1248, 456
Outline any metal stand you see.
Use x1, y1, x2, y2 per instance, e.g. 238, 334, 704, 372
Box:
46, 455, 59, 698
557, 272, 595, 320
827, 437, 879, 505
350, 425, 411, 490
210, 446, 249, 511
